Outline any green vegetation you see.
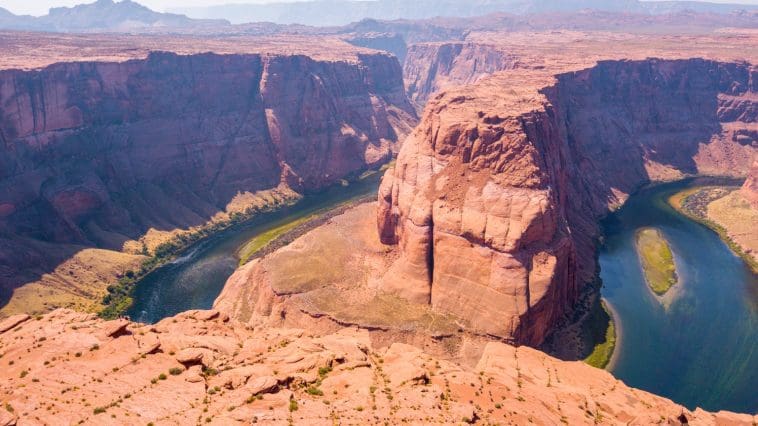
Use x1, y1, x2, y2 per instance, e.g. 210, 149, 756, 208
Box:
583, 301, 617, 369
236, 215, 316, 266
635, 228, 678, 296
305, 386, 324, 396
318, 366, 332, 378
99, 196, 296, 319
288, 399, 299, 412
669, 186, 758, 274
99, 162, 390, 320
168, 367, 183, 376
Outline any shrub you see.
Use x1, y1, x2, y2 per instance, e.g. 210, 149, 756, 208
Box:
289, 399, 298, 412
158, 373, 167, 380
93, 407, 106, 414
169, 368, 183, 376
317, 366, 332, 378
305, 386, 323, 396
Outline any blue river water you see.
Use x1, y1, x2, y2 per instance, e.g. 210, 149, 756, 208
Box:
600, 180, 757, 413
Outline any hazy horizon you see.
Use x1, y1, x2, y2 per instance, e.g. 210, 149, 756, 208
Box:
1, 0, 757, 17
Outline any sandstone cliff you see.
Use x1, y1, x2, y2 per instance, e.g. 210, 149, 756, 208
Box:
0, 48, 416, 313
401, 30, 758, 111
1, 309, 754, 425
378, 58, 756, 346
403, 42, 518, 107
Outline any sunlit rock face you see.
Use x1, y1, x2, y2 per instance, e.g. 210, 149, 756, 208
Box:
378, 58, 756, 345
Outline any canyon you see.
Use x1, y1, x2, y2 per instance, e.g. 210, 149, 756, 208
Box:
216, 34, 756, 347
0, 34, 416, 316
0, 8, 756, 424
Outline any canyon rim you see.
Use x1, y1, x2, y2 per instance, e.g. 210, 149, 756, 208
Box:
0, 1, 756, 424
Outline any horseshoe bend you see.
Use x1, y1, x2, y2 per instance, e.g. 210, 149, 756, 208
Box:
0, 5, 757, 425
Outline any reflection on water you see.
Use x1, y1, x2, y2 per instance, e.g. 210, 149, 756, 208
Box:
128, 172, 382, 324
600, 180, 757, 413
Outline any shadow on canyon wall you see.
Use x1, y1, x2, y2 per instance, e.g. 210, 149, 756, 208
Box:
0, 51, 415, 309
529, 58, 755, 354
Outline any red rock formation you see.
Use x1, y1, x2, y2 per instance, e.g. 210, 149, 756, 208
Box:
1, 309, 755, 425
743, 159, 758, 208
378, 58, 756, 346
0, 49, 416, 295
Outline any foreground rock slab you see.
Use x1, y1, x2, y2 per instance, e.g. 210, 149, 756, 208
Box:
0, 309, 754, 425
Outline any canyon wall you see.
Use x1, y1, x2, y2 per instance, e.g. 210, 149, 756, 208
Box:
403, 42, 518, 108
0, 51, 416, 305
378, 58, 756, 345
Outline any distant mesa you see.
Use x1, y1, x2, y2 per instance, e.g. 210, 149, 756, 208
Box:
171, 0, 758, 25
0, 0, 230, 33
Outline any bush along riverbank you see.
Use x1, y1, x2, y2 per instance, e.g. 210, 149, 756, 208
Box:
669, 185, 758, 274
99, 194, 299, 320
99, 163, 392, 320
583, 300, 617, 369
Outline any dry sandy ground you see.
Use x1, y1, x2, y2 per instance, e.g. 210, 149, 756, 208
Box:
707, 190, 758, 265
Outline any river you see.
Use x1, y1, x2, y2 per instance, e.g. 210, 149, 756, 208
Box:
128, 175, 756, 413
127, 171, 382, 324
599, 180, 757, 414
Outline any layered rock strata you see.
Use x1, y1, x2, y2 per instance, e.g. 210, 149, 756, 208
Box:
0, 309, 755, 425
0, 45, 416, 313
378, 58, 756, 345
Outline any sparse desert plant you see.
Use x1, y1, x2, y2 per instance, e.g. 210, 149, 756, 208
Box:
306, 386, 323, 396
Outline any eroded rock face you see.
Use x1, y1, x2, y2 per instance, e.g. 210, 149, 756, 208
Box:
404, 42, 518, 108
1, 309, 754, 425
742, 159, 758, 208
0, 50, 416, 295
378, 58, 756, 345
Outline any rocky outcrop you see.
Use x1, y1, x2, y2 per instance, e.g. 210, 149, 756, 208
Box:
378, 58, 756, 346
0, 49, 416, 305
1, 308, 754, 425
742, 159, 758, 208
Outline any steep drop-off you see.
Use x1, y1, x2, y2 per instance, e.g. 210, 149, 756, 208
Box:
403, 42, 519, 108
0, 50, 416, 313
378, 58, 756, 346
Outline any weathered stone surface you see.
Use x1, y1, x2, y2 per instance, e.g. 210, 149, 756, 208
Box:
0, 314, 30, 334
0, 309, 754, 425
102, 319, 130, 338
246, 376, 279, 395
176, 348, 206, 365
